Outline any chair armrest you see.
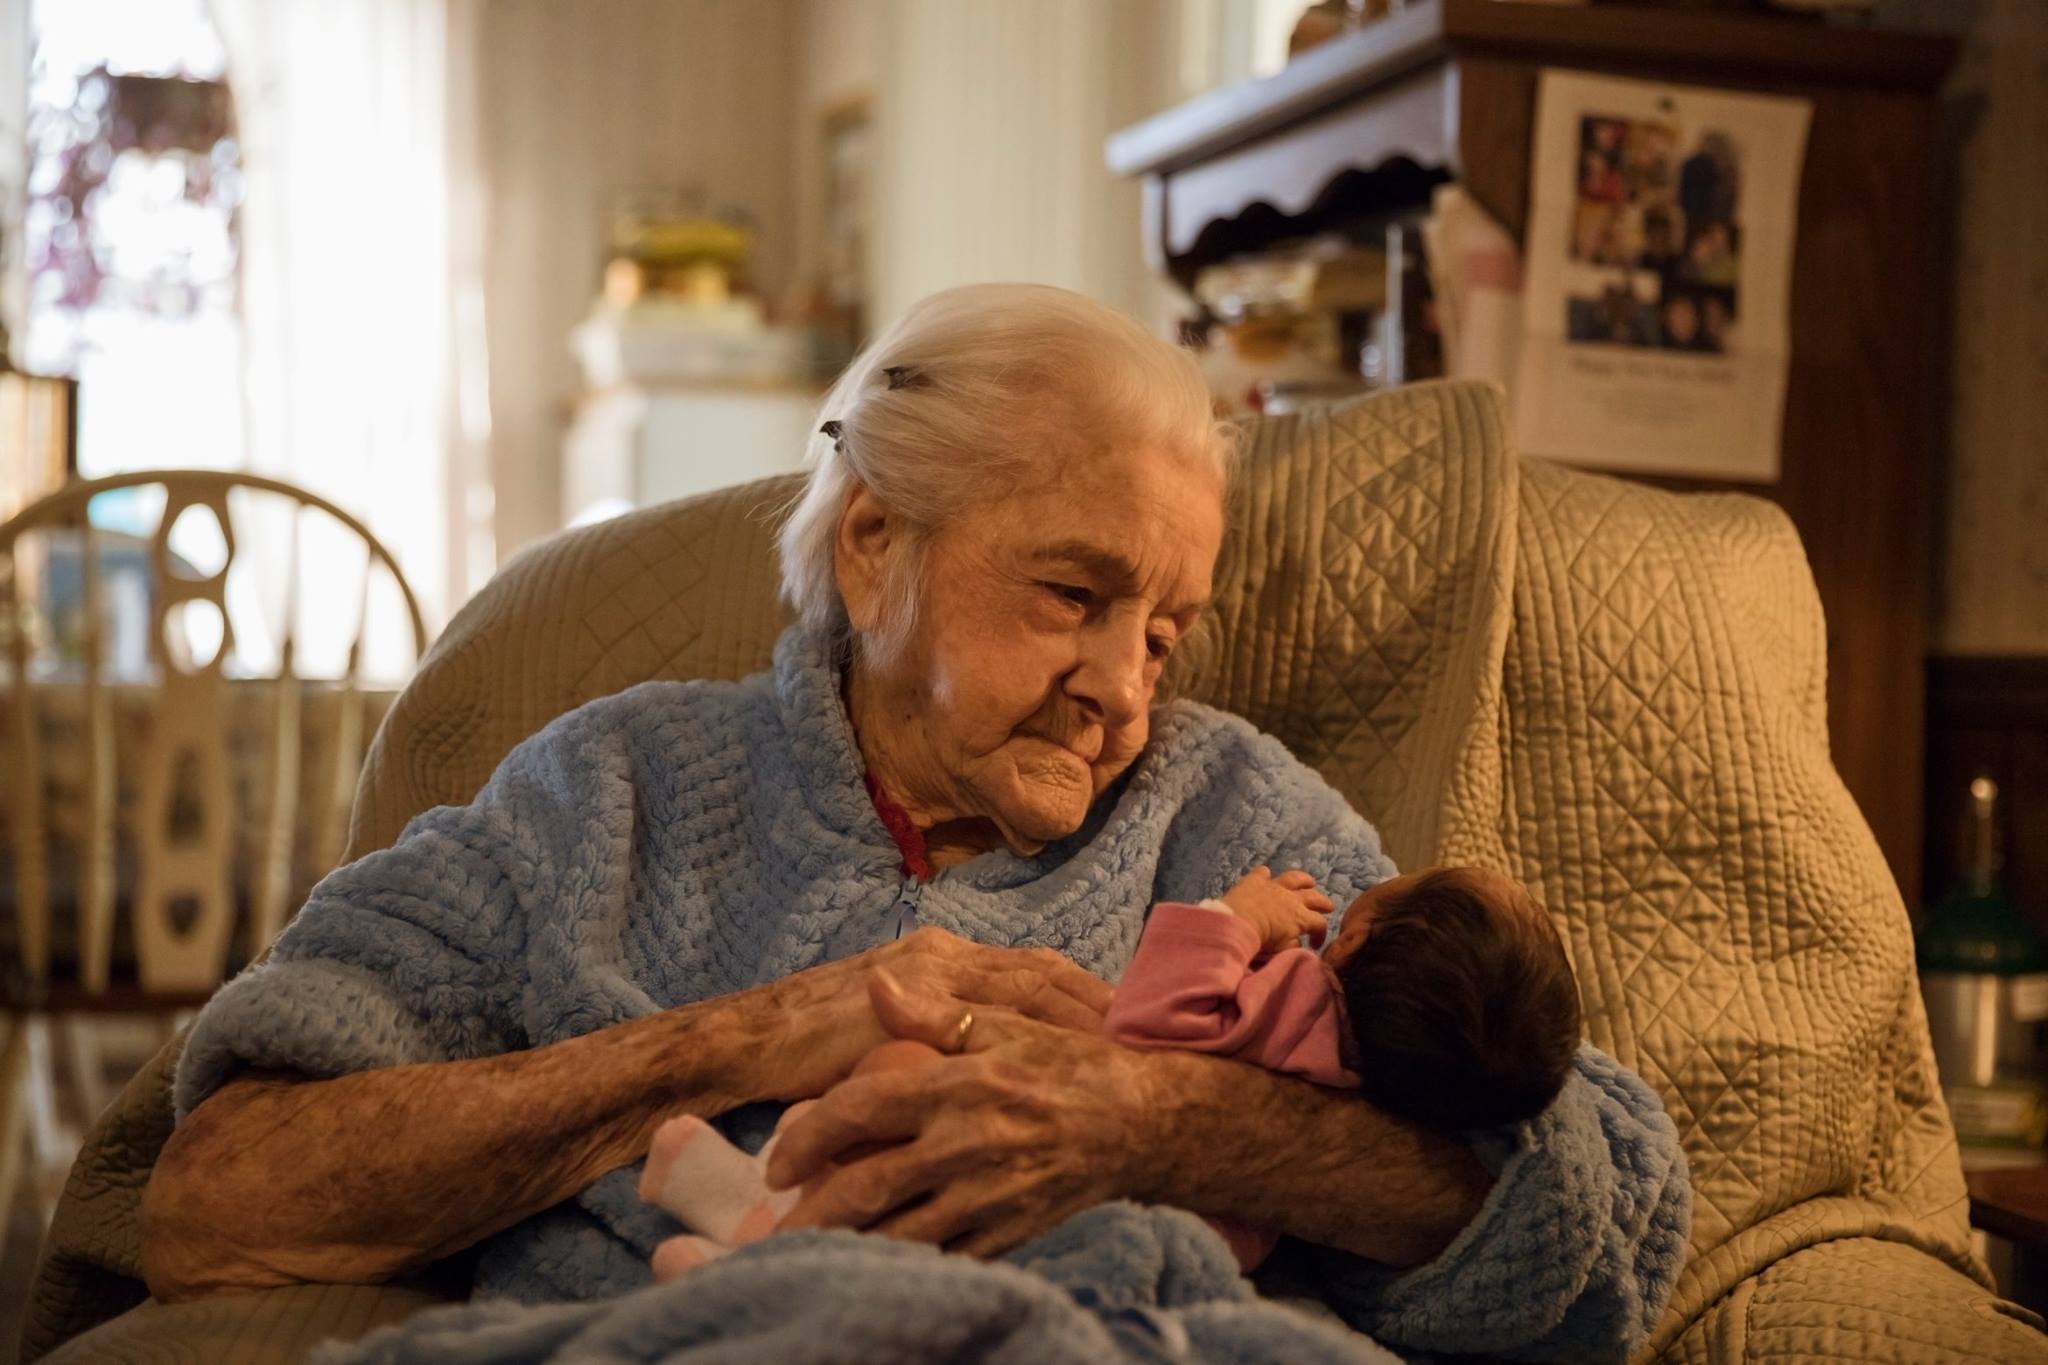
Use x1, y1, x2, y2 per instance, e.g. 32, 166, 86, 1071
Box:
1657, 1237, 2048, 1363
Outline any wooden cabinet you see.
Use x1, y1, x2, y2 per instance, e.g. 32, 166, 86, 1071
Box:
1109, 0, 1954, 895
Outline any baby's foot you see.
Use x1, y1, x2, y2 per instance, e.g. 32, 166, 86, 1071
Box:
640, 1114, 779, 1242
639, 1115, 716, 1206
652, 1233, 729, 1282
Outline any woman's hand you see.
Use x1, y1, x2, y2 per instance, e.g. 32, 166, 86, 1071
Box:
764, 970, 1163, 1258
744, 926, 1114, 1103
766, 969, 1492, 1270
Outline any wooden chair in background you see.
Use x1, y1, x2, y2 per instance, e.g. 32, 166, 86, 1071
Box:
0, 470, 429, 1221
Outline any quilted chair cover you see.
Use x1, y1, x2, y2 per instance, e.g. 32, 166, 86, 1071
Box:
26, 382, 2046, 1363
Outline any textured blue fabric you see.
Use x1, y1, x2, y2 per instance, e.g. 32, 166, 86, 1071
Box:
315, 1206, 1403, 1365
178, 626, 1690, 1362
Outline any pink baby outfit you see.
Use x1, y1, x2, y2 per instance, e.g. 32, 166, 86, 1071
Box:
1104, 900, 1359, 1271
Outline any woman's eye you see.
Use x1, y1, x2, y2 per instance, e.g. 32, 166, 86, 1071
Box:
1147, 634, 1174, 661
1043, 582, 1092, 608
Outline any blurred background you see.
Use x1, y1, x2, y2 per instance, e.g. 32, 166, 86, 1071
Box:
0, 0, 1252, 659
0, 0, 2043, 1353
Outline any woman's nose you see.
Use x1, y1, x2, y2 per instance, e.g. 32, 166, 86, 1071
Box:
1069, 626, 1147, 727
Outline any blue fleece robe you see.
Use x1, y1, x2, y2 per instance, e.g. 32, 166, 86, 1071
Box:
178, 627, 1689, 1363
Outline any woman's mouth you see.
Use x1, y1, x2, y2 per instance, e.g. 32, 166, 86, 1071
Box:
1027, 732, 1102, 766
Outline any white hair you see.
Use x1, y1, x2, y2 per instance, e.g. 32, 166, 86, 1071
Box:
777, 282, 1233, 654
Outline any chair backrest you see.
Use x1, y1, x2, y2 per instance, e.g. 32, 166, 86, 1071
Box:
1, 471, 428, 1000
341, 382, 1510, 874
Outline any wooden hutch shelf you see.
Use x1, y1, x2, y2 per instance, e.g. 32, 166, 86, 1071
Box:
1110, 0, 1956, 895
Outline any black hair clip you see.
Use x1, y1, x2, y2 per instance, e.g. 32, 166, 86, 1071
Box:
819, 419, 844, 445
882, 365, 926, 391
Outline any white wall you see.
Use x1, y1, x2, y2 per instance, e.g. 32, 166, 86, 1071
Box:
866, 0, 1189, 331
799, 0, 879, 109
1932, 0, 2048, 654
475, 0, 1225, 557
790, 0, 880, 297
474, 0, 802, 558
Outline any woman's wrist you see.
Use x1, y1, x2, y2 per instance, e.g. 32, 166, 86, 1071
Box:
645, 984, 782, 1114
719, 965, 882, 1104
449, 996, 783, 1222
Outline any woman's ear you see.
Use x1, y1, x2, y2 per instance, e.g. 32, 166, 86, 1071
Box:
833, 482, 894, 636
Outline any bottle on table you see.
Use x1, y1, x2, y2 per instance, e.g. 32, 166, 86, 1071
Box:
1919, 777, 2048, 1167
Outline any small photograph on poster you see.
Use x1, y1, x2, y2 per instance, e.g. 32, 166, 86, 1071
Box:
1514, 71, 1810, 483
1565, 113, 1739, 355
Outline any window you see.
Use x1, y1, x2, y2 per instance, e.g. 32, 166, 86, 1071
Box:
23, 0, 243, 483
18, 0, 474, 684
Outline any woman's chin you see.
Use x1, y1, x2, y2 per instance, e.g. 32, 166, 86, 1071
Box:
992, 792, 1091, 853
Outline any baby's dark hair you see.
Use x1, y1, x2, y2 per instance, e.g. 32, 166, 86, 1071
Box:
1336, 869, 1581, 1131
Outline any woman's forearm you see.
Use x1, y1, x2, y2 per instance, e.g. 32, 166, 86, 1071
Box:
142, 987, 777, 1301
144, 928, 1116, 1302
1136, 1051, 1492, 1267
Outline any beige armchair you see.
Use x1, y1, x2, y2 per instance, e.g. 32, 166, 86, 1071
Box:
25, 382, 2047, 1362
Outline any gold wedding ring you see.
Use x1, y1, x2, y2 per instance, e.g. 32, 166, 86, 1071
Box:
950, 1008, 976, 1054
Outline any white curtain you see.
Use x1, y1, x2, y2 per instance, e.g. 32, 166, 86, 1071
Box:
869, 0, 1187, 330
865, 0, 1295, 334
208, 0, 492, 678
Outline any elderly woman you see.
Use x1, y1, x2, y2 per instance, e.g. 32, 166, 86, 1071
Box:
143, 285, 1687, 1360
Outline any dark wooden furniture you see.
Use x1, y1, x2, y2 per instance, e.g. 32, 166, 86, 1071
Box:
1925, 657, 2048, 921
1109, 0, 1955, 897
1968, 1166, 2048, 1315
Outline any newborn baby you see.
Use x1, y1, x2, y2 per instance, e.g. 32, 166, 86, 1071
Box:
1104, 864, 1581, 1270
641, 863, 1578, 1279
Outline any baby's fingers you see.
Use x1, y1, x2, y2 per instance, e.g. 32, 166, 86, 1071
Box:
1273, 870, 1318, 891
1295, 906, 1330, 947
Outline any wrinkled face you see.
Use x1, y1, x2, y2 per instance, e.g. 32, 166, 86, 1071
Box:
842, 443, 1224, 855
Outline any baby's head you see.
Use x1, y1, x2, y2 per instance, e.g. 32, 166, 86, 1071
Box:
1325, 868, 1580, 1130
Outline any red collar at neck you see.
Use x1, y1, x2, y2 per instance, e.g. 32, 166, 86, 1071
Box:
862, 769, 933, 881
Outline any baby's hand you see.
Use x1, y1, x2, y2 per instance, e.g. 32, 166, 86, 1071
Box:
1219, 867, 1335, 952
